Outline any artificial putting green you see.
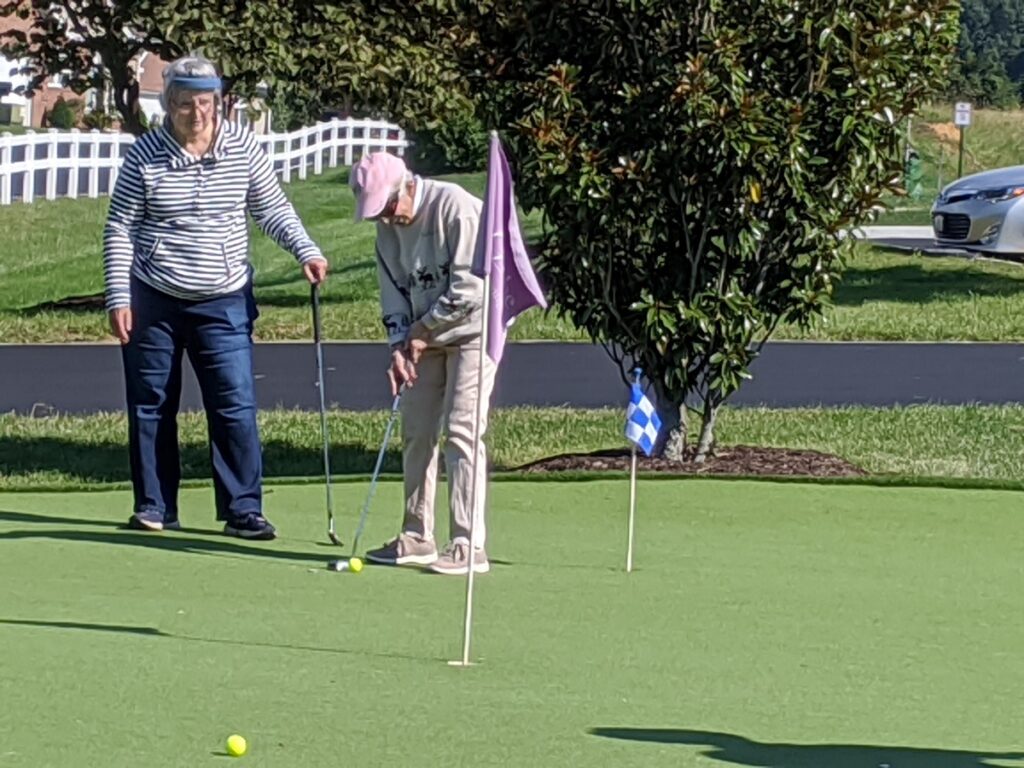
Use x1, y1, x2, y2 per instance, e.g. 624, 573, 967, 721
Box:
1, 479, 1023, 767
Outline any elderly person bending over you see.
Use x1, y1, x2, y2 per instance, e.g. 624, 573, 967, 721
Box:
351, 152, 494, 575
103, 54, 328, 539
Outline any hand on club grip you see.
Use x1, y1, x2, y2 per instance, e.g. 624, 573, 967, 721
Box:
404, 320, 431, 365
387, 348, 416, 397
303, 258, 329, 285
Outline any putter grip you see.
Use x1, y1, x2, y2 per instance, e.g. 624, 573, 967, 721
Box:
310, 284, 322, 343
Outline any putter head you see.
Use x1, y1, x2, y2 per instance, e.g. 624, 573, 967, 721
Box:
328, 531, 344, 547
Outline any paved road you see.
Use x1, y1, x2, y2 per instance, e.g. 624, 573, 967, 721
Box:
3, 341, 1024, 414
870, 237, 972, 256
858, 225, 1021, 261
4, 227, 1021, 415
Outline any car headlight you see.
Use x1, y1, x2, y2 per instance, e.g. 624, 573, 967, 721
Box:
976, 186, 1024, 202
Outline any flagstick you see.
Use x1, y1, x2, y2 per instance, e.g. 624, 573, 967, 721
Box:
451, 268, 491, 667
626, 445, 638, 573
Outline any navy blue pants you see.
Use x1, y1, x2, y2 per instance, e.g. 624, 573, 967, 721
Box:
122, 277, 262, 523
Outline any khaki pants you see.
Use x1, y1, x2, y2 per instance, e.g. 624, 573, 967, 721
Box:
400, 343, 495, 547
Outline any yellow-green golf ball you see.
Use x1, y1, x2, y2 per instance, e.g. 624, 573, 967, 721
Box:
226, 734, 247, 757
349, 557, 364, 573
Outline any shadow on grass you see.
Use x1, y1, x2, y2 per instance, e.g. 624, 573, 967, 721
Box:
0, 437, 401, 483
250, 288, 374, 309
0, 618, 439, 663
252, 259, 374, 293
14, 260, 375, 315
835, 262, 1024, 307
588, 728, 1024, 768
0, 525, 333, 565
0, 509, 124, 528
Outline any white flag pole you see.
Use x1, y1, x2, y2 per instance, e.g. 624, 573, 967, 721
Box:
452, 265, 491, 667
626, 445, 638, 572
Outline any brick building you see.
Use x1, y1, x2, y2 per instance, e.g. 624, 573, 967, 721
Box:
0, 12, 83, 128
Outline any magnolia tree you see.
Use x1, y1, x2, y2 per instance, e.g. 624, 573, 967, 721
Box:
0, 0, 188, 135
0, 0, 313, 135
178, 2, 486, 167
0, 1, 484, 166
459, 0, 958, 460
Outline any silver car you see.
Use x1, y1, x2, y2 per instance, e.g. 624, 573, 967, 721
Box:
931, 165, 1024, 255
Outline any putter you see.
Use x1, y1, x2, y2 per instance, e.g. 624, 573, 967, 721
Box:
350, 383, 405, 558
310, 282, 342, 547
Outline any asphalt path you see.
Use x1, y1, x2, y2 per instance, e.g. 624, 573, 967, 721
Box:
4, 227, 1022, 415
870, 237, 971, 256
3, 341, 1024, 414
857, 225, 1021, 261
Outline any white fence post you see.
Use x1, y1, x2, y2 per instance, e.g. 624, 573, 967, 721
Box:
108, 133, 120, 192
344, 117, 354, 166
329, 118, 339, 169
264, 133, 275, 171
298, 127, 308, 180
0, 118, 406, 205
282, 131, 292, 184
0, 132, 11, 206
45, 128, 59, 200
313, 122, 324, 176
23, 130, 35, 204
88, 130, 100, 198
67, 128, 80, 199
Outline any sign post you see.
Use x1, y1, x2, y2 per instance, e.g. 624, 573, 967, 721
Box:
954, 102, 972, 179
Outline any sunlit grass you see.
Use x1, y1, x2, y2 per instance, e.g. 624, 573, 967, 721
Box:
3, 403, 1024, 489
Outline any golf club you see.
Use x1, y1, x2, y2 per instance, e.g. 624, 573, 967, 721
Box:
310, 282, 342, 547
350, 383, 405, 558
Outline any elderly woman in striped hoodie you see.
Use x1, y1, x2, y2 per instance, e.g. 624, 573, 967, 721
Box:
103, 54, 328, 540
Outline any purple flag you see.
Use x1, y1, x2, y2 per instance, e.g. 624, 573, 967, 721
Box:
471, 132, 547, 364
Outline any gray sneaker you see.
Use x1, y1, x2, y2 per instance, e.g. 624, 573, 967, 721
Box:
364, 533, 438, 566
428, 541, 490, 575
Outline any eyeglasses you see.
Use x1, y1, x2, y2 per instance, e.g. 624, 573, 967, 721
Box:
171, 95, 217, 114
368, 194, 400, 222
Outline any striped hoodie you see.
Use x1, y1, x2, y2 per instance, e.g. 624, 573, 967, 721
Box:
103, 120, 323, 310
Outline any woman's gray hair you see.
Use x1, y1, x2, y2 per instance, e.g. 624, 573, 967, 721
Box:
161, 53, 223, 111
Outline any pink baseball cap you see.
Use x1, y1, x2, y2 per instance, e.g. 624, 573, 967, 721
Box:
350, 151, 408, 221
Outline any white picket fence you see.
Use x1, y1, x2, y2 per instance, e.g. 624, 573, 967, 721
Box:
0, 117, 407, 206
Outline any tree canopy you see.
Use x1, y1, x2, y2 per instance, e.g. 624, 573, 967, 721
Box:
953, 0, 1024, 106
0, 0, 184, 135
459, 0, 959, 459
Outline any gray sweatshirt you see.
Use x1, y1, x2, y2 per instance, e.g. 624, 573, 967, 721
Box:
375, 179, 484, 347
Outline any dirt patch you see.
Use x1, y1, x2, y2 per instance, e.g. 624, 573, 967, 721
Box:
513, 445, 867, 478
924, 122, 961, 146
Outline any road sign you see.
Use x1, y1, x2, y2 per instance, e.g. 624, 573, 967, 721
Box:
954, 102, 972, 127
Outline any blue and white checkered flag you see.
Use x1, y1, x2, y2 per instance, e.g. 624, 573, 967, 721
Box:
624, 370, 662, 457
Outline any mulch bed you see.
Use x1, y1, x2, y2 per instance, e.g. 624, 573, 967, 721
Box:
513, 445, 867, 478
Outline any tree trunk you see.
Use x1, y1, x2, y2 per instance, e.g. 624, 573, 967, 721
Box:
652, 379, 687, 462
694, 400, 718, 464
662, 404, 688, 462
109, 63, 144, 136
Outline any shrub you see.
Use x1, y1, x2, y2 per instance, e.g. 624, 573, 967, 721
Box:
46, 97, 79, 129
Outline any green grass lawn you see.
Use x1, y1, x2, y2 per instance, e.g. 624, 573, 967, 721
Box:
2, 480, 1023, 767
0, 123, 31, 135
775, 248, 1024, 341
874, 103, 1024, 225
0, 169, 583, 343
4, 404, 1024, 491
870, 207, 933, 227
910, 103, 1024, 196
5, 164, 1024, 342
